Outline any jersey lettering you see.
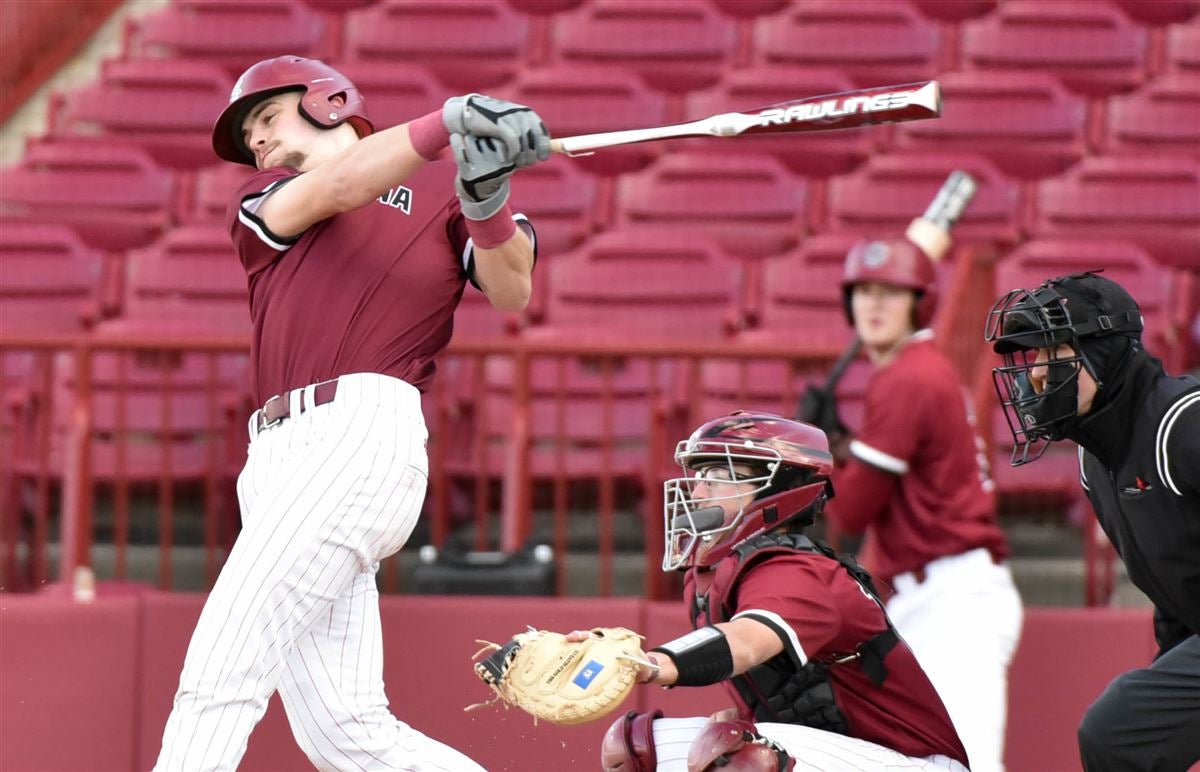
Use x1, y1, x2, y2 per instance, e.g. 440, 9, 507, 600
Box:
378, 186, 413, 213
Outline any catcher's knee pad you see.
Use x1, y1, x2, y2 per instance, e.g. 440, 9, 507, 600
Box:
600, 709, 663, 772
686, 719, 796, 772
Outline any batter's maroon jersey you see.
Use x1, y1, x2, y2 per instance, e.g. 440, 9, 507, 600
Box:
688, 551, 968, 766
828, 331, 1007, 583
226, 161, 533, 404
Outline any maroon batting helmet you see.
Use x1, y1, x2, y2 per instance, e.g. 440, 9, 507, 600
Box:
211, 55, 373, 166
663, 411, 833, 571
841, 238, 939, 329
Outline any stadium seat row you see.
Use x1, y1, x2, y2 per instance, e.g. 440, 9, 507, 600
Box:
123, 0, 1199, 99
42, 55, 1200, 175
4, 139, 1197, 269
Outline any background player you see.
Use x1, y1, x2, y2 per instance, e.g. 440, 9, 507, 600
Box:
816, 239, 1022, 772
154, 55, 549, 770
986, 271, 1200, 772
579, 412, 969, 771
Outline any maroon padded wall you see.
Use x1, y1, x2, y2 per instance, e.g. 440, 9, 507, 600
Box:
0, 594, 1159, 772
0, 595, 141, 771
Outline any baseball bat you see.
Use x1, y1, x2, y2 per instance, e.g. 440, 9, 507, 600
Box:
904, 170, 978, 263
548, 80, 941, 157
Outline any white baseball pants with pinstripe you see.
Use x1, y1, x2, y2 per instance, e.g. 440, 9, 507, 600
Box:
155, 373, 485, 772
651, 717, 970, 772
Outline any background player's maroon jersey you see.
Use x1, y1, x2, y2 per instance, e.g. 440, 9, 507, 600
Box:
227, 161, 488, 403
709, 552, 969, 766
831, 333, 1008, 582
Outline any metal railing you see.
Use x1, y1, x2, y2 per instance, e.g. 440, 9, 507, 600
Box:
0, 244, 1119, 602
1, 331, 846, 598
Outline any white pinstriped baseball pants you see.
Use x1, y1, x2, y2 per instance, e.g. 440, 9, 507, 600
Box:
651, 718, 970, 772
155, 373, 485, 772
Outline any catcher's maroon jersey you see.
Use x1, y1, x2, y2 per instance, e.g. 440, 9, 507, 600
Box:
694, 552, 969, 766
227, 161, 519, 404
829, 333, 1007, 582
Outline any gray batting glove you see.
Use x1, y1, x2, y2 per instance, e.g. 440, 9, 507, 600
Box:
443, 94, 550, 169
451, 132, 514, 221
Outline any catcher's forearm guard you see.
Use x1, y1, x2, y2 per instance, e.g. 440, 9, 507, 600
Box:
466, 627, 650, 726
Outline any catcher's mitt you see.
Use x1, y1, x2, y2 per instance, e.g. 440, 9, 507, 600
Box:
467, 627, 650, 725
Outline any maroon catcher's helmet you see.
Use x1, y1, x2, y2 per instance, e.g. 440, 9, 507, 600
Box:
663, 411, 833, 571
841, 238, 939, 329
211, 55, 373, 166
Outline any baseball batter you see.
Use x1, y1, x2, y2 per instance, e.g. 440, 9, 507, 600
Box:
822, 240, 1023, 772
154, 56, 548, 770
593, 412, 970, 771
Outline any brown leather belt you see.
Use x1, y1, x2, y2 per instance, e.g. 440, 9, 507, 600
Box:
256, 378, 339, 432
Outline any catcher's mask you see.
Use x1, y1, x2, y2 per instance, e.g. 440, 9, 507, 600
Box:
663, 411, 833, 571
985, 271, 1143, 465
212, 55, 373, 166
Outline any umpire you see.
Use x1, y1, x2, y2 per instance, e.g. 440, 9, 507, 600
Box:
985, 271, 1200, 771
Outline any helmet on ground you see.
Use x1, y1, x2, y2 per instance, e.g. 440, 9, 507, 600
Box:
840, 238, 938, 329
662, 411, 834, 571
984, 271, 1143, 465
212, 55, 373, 166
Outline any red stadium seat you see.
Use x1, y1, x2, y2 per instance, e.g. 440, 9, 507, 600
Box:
445, 285, 523, 342
332, 61, 443, 131
989, 407, 1085, 504
707, 0, 789, 18
691, 356, 871, 435
996, 238, 1175, 357
754, 0, 941, 88
615, 152, 807, 259
446, 355, 665, 479
745, 240, 857, 351
551, 0, 735, 94
0, 223, 102, 333
192, 163, 255, 224
1105, 72, 1200, 158
14, 354, 247, 483
130, 0, 325, 78
503, 66, 669, 175
123, 225, 248, 322
1113, 0, 1198, 25
300, 0, 379, 10
910, 0, 997, 22
1033, 156, 1200, 269
50, 59, 233, 170
540, 228, 739, 338
93, 226, 252, 392
507, 160, 597, 259
505, 0, 584, 12
0, 140, 172, 251
961, 1, 1147, 96
685, 67, 870, 177
893, 71, 1087, 179
1167, 18, 1200, 72
441, 166, 595, 332
827, 152, 1021, 245
344, 0, 529, 91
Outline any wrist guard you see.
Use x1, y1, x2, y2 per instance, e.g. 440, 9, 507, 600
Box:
651, 626, 734, 687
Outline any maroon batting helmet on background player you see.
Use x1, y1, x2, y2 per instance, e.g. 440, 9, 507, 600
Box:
212, 55, 373, 166
663, 411, 834, 571
841, 238, 939, 329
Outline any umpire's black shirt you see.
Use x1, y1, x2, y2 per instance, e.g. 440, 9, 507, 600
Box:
1069, 347, 1200, 654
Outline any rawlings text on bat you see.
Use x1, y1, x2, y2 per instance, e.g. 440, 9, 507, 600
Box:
549, 81, 941, 157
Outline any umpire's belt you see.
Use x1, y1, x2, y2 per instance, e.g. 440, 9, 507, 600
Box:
255, 378, 339, 433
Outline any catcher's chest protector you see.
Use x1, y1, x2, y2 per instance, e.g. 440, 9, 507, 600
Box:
685, 534, 898, 735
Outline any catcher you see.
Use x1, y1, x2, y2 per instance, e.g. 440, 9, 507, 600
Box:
473, 412, 971, 771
